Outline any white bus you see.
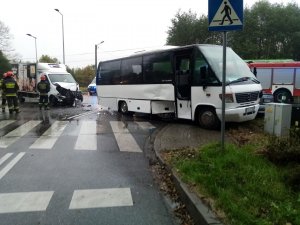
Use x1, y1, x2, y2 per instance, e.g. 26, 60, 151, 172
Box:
96, 44, 262, 129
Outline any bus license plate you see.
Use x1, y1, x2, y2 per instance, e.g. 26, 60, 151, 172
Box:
245, 106, 255, 114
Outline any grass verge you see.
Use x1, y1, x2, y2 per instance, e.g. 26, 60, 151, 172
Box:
167, 143, 300, 225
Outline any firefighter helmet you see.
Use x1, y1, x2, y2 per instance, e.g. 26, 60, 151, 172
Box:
6, 71, 14, 77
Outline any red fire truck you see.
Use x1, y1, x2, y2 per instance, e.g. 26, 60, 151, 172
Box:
248, 61, 300, 103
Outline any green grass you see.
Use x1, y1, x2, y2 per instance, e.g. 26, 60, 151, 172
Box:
172, 143, 300, 225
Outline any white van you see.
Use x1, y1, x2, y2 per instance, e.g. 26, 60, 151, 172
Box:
14, 63, 82, 105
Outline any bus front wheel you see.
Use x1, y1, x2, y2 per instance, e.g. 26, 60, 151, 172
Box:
119, 101, 129, 114
273, 89, 292, 103
197, 107, 220, 130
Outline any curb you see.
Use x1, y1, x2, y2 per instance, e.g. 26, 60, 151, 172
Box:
153, 124, 223, 225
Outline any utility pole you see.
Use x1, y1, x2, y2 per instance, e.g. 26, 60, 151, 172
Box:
95, 41, 104, 76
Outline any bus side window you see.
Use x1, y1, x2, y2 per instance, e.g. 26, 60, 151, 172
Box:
121, 57, 142, 84
193, 52, 210, 86
143, 53, 172, 84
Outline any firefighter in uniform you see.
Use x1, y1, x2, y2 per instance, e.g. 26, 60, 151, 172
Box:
37, 74, 50, 110
3, 71, 20, 114
1, 73, 7, 112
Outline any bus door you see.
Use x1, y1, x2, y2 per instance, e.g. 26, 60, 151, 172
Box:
175, 52, 192, 119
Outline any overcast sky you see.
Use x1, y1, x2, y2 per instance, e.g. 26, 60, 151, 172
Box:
1, 0, 298, 68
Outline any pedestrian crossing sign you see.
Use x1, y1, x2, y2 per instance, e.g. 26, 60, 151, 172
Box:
208, 0, 243, 31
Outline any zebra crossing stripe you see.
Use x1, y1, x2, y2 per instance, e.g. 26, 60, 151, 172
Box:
136, 122, 156, 130
69, 188, 133, 209
30, 121, 69, 149
110, 121, 142, 152
0, 120, 15, 130
74, 121, 97, 150
0, 152, 25, 180
0, 120, 155, 152
0, 120, 41, 148
0, 191, 54, 213
0, 153, 13, 167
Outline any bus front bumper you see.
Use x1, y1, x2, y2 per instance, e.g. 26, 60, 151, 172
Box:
216, 104, 259, 122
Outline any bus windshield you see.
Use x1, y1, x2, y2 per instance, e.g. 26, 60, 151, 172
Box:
199, 45, 256, 83
48, 73, 76, 83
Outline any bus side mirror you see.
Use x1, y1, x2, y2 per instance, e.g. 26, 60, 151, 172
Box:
200, 66, 207, 90
200, 66, 207, 79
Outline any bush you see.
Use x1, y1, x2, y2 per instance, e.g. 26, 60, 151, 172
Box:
284, 165, 300, 192
265, 127, 300, 165
264, 128, 300, 192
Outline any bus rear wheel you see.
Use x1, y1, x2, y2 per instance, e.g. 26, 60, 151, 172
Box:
119, 101, 129, 114
273, 89, 292, 103
197, 107, 220, 130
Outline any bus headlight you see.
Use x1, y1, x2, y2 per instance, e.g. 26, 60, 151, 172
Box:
219, 93, 234, 103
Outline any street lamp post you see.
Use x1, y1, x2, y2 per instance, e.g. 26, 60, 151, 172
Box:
95, 41, 104, 76
54, 8, 65, 64
26, 33, 38, 63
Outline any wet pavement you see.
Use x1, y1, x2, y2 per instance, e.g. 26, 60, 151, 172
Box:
154, 122, 221, 151
0, 94, 229, 224
0, 95, 179, 225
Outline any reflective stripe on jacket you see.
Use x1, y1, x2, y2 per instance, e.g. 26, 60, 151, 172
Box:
37, 81, 50, 95
3, 77, 19, 97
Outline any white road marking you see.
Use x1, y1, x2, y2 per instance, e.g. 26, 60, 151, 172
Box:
0, 191, 54, 213
0, 120, 15, 130
109, 121, 130, 133
0, 152, 25, 180
0, 120, 41, 148
69, 188, 133, 209
75, 121, 97, 150
0, 153, 13, 166
136, 122, 156, 130
67, 111, 97, 120
30, 121, 69, 149
110, 121, 142, 152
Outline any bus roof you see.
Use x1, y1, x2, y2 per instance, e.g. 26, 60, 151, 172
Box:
99, 44, 224, 64
247, 62, 300, 68
130, 44, 225, 57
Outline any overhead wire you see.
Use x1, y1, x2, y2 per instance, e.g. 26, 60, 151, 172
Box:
19, 45, 168, 65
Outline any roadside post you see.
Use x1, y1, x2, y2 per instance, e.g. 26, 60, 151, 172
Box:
208, 0, 244, 150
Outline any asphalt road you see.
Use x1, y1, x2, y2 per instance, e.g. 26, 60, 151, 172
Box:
0, 95, 176, 225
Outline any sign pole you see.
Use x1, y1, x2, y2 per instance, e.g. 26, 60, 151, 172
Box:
221, 31, 227, 151
208, 0, 244, 151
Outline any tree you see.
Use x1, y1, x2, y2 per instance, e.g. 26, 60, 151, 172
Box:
39, 55, 60, 63
166, 10, 222, 46
230, 1, 300, 60
166, 1, 300, 60
167, 10, 199, 45
0, 50, 11, 77
0, 21, 12, 53
71, 65, 95, 88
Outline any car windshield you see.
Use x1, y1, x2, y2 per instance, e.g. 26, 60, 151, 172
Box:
199, 45, 256, 83
48, 74, 76, 83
